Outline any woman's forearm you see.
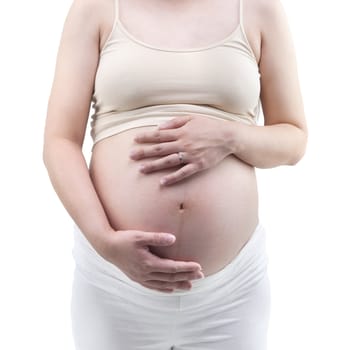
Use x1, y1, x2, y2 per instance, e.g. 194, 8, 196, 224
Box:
224, 122, 308, 168
43, 138, 113, 252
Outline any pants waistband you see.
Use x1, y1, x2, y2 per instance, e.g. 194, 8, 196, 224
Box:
72, 222, 268, 297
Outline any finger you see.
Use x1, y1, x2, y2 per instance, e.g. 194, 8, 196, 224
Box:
140, 280, 192, 291
130, 141, 180, 160
138, 281, 175, 293
160, 163, 198, 186
149, 257, 202, 274
136, 232, 176, 247
148, 270, 205, 282
134, 129, 179, 144
155, 288, 174, 293
140, 153, 180, 173
157, 116, 193, 130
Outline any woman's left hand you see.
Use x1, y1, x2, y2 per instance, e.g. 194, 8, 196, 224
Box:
129, 115, 233, 186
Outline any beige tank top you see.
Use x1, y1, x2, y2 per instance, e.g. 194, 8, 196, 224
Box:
90, 0, 261, 148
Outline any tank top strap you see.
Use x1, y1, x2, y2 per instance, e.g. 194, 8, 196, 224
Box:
114, 0, 120, 22
239, 0, 244, 25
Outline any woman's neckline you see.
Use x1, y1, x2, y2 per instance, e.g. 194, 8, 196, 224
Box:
116, 19, 242, 53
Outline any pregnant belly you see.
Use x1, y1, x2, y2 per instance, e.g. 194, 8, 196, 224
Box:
89, 126, 259, 276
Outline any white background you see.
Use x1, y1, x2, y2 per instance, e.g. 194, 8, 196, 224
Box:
0, 0, 349, 349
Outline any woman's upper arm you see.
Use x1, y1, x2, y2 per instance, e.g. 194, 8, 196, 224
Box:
258, 0, 307, 134
44, 0, 102, 146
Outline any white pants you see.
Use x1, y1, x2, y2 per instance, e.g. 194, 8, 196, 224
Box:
70, 223, 271, 350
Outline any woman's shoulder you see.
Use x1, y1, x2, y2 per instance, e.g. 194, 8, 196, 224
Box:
67, 0, 115, 51
67, 0, 112, 29
63, 0, 102, 35
247, 0, 288, 30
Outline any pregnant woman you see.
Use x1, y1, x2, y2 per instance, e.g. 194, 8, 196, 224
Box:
43, 0, 307, 349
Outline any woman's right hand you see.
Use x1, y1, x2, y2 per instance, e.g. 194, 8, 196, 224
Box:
99, 229, 204, 293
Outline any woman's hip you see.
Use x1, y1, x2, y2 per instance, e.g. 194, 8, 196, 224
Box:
71, 221, 269, 298
70, 222, 270, 349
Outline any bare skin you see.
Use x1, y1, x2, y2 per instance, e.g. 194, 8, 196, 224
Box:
43, 0, 307, 293
90, 0, 261, 278
99, 0, 261, 59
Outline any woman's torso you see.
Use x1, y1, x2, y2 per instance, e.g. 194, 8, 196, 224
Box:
89, 0, 262, 276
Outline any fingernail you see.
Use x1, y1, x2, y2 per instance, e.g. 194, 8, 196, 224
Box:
160, 178, 167, 185
164, 234, 176, 243
182, 282, 192, 289
193, 272, 204, 279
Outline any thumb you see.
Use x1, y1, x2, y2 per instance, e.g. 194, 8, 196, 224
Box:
137, 232, 176, 247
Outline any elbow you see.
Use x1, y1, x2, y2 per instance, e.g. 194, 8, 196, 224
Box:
288, 149, 306, 166
42, 136, 64, 168
42, 147, 53, 169
42, 138, 50, 168
287, 128, 308, 166
42, 135, 83, 167
42, 135, 55, 168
